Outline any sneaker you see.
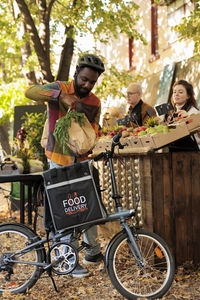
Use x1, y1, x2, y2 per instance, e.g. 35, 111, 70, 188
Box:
83, 252, 104, 265
70, 263, 89, 278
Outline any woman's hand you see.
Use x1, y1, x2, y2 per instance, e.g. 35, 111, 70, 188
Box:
59, 92, 78, 109
167, 115, 172, 123
177, 110, 188, 118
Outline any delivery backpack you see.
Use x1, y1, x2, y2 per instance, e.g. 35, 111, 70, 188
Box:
42, 160, 107, 233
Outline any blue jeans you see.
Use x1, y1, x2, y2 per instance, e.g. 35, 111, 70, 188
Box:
50, 160, 100, 256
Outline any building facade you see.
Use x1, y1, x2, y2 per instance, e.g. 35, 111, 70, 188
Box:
99, 0, 200, 109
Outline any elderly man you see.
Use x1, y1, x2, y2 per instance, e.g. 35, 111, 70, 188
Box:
126, 83, 156, 127
25, 54, 105, 278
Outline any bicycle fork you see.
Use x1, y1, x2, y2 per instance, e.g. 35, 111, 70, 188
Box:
103, 223, 145, 273
122, 223, 145, 268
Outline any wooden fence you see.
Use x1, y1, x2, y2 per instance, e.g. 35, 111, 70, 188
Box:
151, 152, 200, 266
97, 151, 200, 266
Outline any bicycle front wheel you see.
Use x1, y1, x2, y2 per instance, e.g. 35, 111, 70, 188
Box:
108, 229, 175, 299
0, 223, 44, 294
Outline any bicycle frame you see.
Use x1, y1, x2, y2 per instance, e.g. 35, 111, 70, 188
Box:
3, 207, 138, 269
0, 132, 175, 298
0, 132, 144, 272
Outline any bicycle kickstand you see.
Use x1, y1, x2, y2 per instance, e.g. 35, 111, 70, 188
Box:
46, 269, 59, 292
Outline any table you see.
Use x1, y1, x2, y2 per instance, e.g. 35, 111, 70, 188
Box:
0, 173, 43, 225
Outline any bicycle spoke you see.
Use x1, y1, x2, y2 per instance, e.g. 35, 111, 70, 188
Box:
108, 229, 174, 299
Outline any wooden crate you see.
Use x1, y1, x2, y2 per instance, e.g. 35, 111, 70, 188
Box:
124, 136, 143, 148
92, 136, 153, 156
140, 135, 155, 148
93, 138, 112, 152
151, 122, 190, 149
184, 113, 200, 132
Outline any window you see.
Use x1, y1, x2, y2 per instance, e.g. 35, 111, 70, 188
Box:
167, 0, 194, 43
150, 0, 160, 62
128, 37, 135, 70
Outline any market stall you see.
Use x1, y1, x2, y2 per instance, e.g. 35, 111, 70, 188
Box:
91, 114, 200, 265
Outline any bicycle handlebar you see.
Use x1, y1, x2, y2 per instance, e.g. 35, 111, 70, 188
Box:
112, 131, 122, 144
94, 131, 123, 162
94, 152, 105, 162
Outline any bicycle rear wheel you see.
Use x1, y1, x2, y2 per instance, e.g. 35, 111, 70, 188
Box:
108, 229, 175, 299
0, 223, 44, 294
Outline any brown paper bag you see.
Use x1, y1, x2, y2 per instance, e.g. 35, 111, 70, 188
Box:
67, 116, 97, 155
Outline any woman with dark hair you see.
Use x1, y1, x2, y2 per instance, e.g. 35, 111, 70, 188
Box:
171, 79, 199, 112
167, 79, 200, 152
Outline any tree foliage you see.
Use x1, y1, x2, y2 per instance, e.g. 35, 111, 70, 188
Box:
0, 0, 147, 154
95, 66, 141, 103
0, 0, 146, 84
0, 80, 30, 154
155, 0, 200, 58
0, 2, 24, 83
174, 0, 200, 57
0, 81, 30, 125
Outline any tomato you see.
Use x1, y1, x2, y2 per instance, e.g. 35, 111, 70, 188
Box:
98, 130, 102, 137
119, 128, 127, 133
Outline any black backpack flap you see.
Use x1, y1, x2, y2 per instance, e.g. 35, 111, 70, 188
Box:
43, 161, 107, 232
43, 161, 90, 185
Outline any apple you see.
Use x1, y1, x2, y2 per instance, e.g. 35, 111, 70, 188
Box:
146, 127, 156, 134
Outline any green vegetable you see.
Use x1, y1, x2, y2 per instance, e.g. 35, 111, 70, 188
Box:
53, 110, 86, 152
138, 130, 147, 136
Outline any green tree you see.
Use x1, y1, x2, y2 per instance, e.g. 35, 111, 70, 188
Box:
0, 2, 23, 83
174, 0, 200, 57
96, 66, 142, 99
1, 0, 146, 84
0, 0, 147, 154
0, 80, 31, 154
155, 0, 200, 57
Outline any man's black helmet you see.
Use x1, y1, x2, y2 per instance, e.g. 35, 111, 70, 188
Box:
77, 54, 105, 74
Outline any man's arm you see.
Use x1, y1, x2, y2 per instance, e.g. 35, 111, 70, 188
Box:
25, 82, 61, 102
25, 82, 78, 109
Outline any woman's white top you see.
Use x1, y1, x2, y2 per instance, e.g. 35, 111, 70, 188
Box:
176, 105, 200, 149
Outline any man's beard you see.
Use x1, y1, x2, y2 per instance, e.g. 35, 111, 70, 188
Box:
74, 76, 90, 99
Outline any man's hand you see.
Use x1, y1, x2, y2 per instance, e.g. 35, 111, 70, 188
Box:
59, 92, 78, 109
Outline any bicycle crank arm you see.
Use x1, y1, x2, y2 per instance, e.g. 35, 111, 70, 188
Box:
43, 256, 65, 271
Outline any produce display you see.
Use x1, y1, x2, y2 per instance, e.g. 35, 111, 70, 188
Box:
92, 114, 200, 154
11, 157, 44, 174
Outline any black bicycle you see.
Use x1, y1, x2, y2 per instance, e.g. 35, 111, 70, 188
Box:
0, 132, 175, 299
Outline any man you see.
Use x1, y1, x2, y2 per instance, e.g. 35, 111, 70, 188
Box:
125, 83, 156, 127
25, 54, 105, 278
